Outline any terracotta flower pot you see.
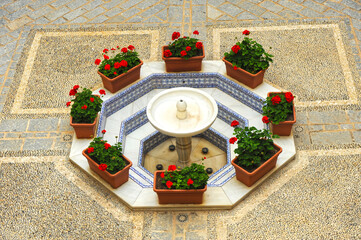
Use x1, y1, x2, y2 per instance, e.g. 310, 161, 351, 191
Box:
231, 143, 282, 187
153, 171, 207, 204
70, 116, 97, 139
222, 57, 266, 89
162, 45, 205, 72
82, 148, 132, 188
268, 92, 296, 136
97, 60, 143, 93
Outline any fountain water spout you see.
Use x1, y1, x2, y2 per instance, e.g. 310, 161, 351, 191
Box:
176, 99, 187, 120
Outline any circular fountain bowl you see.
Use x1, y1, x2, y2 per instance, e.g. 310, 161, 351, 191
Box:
146, 87, 218, 137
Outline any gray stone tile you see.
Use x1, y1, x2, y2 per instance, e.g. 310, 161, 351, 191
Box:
192, 5, 206, 21
186, 232, 206, 240
168, 6, 183, 22
5, 132, 21, 138
0, 35, 15, 45
45, 6, 70, 21
23, 138, 53, 150
103, 0, 121, 9
324, 9, 344, 17
208, 0, 226, 7
340, 124, 353, 130
7, 7, 31, 21
346, 110, 361, 122
309, 111, 348, 124
156, 9, 167, 20
0, 139, 23, 151
341, 0, 361, 10
0, 119, 28, 132
352, 130, 361, 142
33, 17, 50, 24
141, 4, 166, 18
261, 11, 281, 19
143, 16, 163, 23
70, 16, 88, 23
310, 131, 353, 144
121, 7, 140, 19
240, 1, 266, 16
259, 1, 284, 13
50, 0, 73, 8
28, 0, 53, 9
104, 7, 123, 18
278, 0, 304, 11
150, 232, 172, 240
28, 5, 53, 20
0, 0, 13, 8
88, 15, 108, 23
342, 8, 361, 19
106, 15, 125, 23
169, 0, 184, 5
67, 0, 88, 9
137, 0, 159, 9
303, 0, 327, 12
237, 11, 259, 19
279, 9, 303, 18
218, 3, 243, 17
120, 0, 142, 9
324, 124, 339, 130
84, 6, 106, 19
325, 0, 345, 11
28, 118, 58, 131
63, 7, 87, 21
309, 125, 323, 131
299, 8, 323, 17
34, 132, 48, 137
5, 0, 32, 12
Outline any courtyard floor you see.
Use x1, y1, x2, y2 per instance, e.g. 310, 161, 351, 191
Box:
0, 0, 361, 239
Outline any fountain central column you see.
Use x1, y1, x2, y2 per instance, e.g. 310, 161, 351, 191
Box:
175, 99, 192, 167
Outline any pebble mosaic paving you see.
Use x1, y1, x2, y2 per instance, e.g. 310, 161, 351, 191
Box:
0, 0, 361, 238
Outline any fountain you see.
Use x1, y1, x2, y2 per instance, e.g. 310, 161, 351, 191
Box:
146, 87, 218, 167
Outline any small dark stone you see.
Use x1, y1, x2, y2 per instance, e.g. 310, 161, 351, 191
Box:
206, 168, 213, 174
156, 164, 163, 170
202, 147, 208, 154
169, 145, 175, 151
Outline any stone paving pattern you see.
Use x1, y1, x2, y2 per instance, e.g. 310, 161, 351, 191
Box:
0, 0, 361, 239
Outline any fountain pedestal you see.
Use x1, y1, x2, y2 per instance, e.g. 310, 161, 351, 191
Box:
175, 136, 192, 167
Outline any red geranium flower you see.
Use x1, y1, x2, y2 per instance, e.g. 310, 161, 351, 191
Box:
285, 92, 294, 103
229, 137, 237, 144
172, 32, 180, 40
114, 62, 120, 69
104, 64, 111, 70
121, 47, 128, 53
111, 48, 116, 50
104, 55, 109, 60
104, 143, 111, 150
114, 72, 117, 75
243, 30, 250, 35
203, 156, 206, 159
66, 101, 71, 107
232, 45, 240, 54
187, 178, 194, 186
94, 59, 101, 65
271, 95, 281, 105
196, 42, 202, 49
117, 46, 119, 49
262, 116, 270, 124
160, 172, 165, 178
234, 65, 238, 70
102, 129, 106, 134
90, 97, 94, 102
231, 120, 239, 127
69, 89, 77, 96
99, 89, 106, 95
88, 147, 94, 153
164, 49, 172, 57
180, 50, 187, 56
81, 105, 87, 110
193, 30, 199, 35
186, 46, 191, 51
73, 85, 79, 90
120, 60, 128, 67
98, 163, 107, 171
166, 180, 173, 188
103, 48, 108, 53
128, 45, 135, 50
168, 165, 176, 171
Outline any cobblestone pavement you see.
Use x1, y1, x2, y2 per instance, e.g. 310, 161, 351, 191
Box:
0, 0, 361, 239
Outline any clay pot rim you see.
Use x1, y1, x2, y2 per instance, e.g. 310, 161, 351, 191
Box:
222, 57, 266, 77
97, 60, 144, 82
82, 148, 133, 177
162, 45, 205, 61
267, 92, 297, 124
153, 170, 207, 193
69, 115, 97, 127
231, 143, 282, 177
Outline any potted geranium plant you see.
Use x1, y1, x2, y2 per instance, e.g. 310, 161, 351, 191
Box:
162, 30, 205, 72
153, 162, 209, 204
95, 45, 143, 93
229, 122, 282, 187
82, 136, 132, 188
262, 92, 296, 136
223, 30, 273, 89
67, 85, 105, 138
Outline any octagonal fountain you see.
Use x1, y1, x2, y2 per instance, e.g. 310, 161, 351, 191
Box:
146, 87, 218, 168
69, 61, 296, 210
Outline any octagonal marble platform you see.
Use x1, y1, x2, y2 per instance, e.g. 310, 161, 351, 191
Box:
69, 60, 296, 210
